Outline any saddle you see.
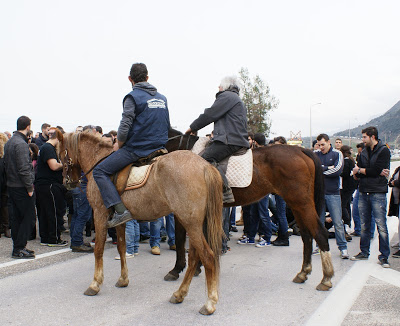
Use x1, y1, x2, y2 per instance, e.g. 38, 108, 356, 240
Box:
112, 149, 168, 195
191, 138, 253, 188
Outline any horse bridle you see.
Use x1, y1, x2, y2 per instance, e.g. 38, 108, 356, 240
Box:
63, 148, 112, 187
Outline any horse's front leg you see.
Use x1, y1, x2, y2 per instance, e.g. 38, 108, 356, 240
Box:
115, 223, 129, 288
84, 211, 107, 296
164, 218, 187, 281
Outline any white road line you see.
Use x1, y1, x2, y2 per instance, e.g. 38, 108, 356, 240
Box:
0, 248, 71, 269
306, 215, 399, 326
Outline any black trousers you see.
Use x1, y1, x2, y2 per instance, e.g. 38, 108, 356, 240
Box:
201, 141, 242, 187
8, 187, 36, 251
35, 183, 65, 244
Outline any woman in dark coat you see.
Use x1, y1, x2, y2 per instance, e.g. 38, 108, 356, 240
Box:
388, 165, 400, 258
340, 145, 356, 230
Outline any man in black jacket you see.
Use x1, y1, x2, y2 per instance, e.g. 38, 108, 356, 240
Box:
351, 126, 391, 268
34, 123, 50, 148
4, 116, 36, 259
186, 76, 249, 203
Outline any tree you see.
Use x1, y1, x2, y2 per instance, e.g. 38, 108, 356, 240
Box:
239, 67, 278, 136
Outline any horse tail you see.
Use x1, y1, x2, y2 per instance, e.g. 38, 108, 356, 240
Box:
300, 148, 325, 217
203, 164, 223, 279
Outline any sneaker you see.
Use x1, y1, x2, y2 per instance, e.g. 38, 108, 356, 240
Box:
237, 238, 255, 245
255, 239, 271, 247
238, 234, 247, 241
345, 233, 352, 242
378, 258, 390, 268
71, 244, 94, 253
12, 248, 35, 259
107, 209, 132, 228
48, 240, 68, 247
230, 226, 238, 232
350, 231, 361, 236
391, 243, 400, 249
169, 245, 176, 251
272, 238, 289, 246
151, 246, 160, 255
340, 249, 349, 259
312, 248, 320, 255
392, 250, 400, 258
40, 242, 49, 246
114, 252, 135, 260
350, 252, 369, 261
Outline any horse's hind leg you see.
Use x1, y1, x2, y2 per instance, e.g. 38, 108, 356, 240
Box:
84, 210, 107, 296
165, 218, 187, 281
314, 223, 334, 291
293, 226, 313, 284
115, 224, 129, 288
170, 242, 200, 304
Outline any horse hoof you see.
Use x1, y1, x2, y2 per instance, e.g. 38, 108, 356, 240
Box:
194, 269, 202, 277
316, 282, 332, 291
164, 272, 179, 281
169, 294, 184, 304
292, 274, 307, 284
84, 287, 99, 296
199, 304, 215, 315
115, 279, 129, 288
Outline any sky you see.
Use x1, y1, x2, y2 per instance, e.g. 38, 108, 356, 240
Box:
1, 0, 399, 140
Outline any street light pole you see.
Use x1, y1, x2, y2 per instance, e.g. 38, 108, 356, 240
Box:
309, 102, 321, 148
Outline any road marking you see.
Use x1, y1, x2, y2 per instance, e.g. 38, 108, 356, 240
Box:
306, 215, 399, 326
0, 248, 71, 269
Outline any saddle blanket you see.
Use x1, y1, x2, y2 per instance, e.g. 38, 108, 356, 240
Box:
125, 164, 155, 191
191, 137, 253, 188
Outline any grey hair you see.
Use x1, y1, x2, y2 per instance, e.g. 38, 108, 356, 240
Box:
219, 76, 242, 92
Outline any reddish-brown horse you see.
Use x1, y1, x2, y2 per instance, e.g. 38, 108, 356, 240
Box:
165, 129, 334, 291
60, 132, 223, 315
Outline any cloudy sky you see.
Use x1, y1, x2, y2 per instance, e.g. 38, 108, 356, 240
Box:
1, 0, 399, 140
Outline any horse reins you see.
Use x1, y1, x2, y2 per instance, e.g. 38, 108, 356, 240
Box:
167, 134, 194, 150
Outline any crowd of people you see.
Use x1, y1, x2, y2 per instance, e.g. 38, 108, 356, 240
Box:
0, 62, 398, 271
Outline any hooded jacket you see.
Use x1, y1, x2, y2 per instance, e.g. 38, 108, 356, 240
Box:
117, 82, 170, 157
190, 88, 249, 148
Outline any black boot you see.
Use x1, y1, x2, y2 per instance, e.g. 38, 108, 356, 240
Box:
272, 232, 289, 246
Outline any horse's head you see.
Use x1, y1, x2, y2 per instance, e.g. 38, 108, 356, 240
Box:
59, 132, 82, 190
167, 128, 199, 152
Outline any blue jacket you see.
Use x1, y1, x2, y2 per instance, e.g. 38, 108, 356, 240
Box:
315, 146, 344, 195
118, 82, 170, 158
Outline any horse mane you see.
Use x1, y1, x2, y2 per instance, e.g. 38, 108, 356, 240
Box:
168, 128, 183, 137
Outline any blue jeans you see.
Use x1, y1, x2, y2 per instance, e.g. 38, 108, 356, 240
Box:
353, 189, 376, 237
248, 195, 271, 241
164, 213, 175, 246
320, 194, 347, 251
230, 206, 236, 226
139, 222, 150, 237
125, 219, 139, 254
359, 192, 390, 260
273, 194, 289, 235
70, 185, 92, 246
150, 217, 163, 247
93, 148, 139, 208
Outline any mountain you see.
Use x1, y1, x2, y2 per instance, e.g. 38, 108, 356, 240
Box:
334, 100, 400, 142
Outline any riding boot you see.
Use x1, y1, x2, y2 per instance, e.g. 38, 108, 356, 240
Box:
272, 232, 289, 246
210, 161, 235, 204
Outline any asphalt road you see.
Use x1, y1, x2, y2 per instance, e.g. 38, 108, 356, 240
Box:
1, 162, 399, 326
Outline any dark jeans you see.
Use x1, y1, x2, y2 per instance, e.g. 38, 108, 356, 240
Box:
248, 195, 271, 241
201, 141, 242, 187
70, 185, 92, 246
35, 183, 65, 244
341, 189, 353, 227
8, 187, 36, 251
359, 192, 390, 260
274, 194, 289, 235
93, 147, 139, 209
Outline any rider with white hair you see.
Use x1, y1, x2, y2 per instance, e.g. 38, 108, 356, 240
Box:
186, 76, 249, 203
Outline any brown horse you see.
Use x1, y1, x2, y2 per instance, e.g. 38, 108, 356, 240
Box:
165, 129, 334, 291
60, 131, 224, 315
